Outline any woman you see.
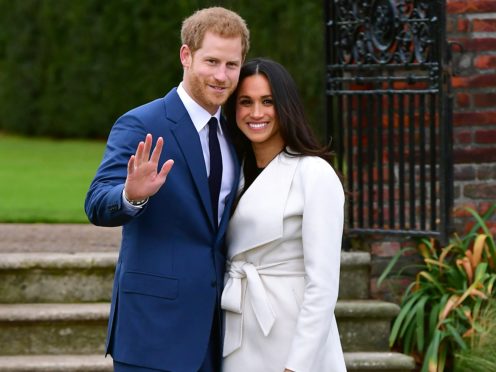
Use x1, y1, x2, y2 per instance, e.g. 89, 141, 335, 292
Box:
221, 58, 347, 372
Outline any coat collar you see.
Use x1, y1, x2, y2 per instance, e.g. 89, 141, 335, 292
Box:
226, 151, 300, 258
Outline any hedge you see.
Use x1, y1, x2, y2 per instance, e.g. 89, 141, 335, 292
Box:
0, 0, 325, 140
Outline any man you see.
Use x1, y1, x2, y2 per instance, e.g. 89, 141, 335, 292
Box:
85, 7, 250, 372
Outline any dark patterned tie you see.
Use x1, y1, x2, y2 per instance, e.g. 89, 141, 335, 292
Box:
208, 117, 223, 226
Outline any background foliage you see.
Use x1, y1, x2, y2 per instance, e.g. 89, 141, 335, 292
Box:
0, 0, 325, 140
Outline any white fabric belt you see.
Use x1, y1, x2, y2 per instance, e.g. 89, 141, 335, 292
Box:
221, 258, 305, 356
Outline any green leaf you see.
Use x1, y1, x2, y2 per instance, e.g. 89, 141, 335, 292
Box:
419, 271, 445, 293
377, 246, 416, 287
446, 322, 468, 351
474, 262, 488, 282
390, 290, 425, 346
416, 295, 429, 352
465, 205, 496, 255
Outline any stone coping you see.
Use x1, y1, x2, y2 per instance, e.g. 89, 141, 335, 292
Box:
335, 300, 400, 317
344, 351, 416, 369
0, 252, 117, 269
0, 303, 110, 322
0, 355, 113, 371
0, 224, 121, 253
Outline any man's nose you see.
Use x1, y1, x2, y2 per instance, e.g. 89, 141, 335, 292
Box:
213, 65, 228, 82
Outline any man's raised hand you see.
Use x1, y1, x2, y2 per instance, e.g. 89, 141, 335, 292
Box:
124, 134, 174, 202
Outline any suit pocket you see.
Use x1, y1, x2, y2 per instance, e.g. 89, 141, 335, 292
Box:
121, 271, 178, 300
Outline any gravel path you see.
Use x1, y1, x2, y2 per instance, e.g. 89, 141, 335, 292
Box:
0, 224, 121, 253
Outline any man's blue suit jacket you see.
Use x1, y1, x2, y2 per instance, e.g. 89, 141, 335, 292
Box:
85, 88, 240, 371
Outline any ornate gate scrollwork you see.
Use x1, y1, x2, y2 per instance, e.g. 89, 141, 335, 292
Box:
325, 0, 453, 243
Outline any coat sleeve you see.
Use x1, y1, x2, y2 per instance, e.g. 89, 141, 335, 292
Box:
285, 157, 345, 371
84, 114, 148, 227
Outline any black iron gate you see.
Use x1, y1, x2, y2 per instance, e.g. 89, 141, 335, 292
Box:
325, 0, 453, 243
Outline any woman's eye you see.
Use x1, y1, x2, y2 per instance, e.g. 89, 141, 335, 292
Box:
239, 99, 251, 106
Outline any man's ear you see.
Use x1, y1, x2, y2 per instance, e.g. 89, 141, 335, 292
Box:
180, 45, 192, 69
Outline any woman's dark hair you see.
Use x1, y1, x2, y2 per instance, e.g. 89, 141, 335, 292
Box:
224, 57, 334, 164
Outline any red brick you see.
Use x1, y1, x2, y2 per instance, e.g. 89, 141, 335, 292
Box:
475, 129, 496, 144
473, 19, 496, 32
454, 148, 496, 163
458, 17, 471, 32
447, 17, 457, 33
454, 129, 473, 144
464, 183, 496, 199
448, 0, 496, 14
478, 202, 496, 215
474, 55, 496, 69
454, 164, 477, 180
474, 93, 496, 107
450, 37, 496, 52
371, 241, 401, 257
477, 164, 496, 179
447, 17, 470, 33
454, 203, 478, 217
456, 92, 471, 108
454, 111, 496, 125
452, 74, 496, 89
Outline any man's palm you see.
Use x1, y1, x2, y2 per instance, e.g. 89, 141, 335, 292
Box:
124, 134, 174, 201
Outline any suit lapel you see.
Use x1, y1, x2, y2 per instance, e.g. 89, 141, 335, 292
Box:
166, 89, 215, 228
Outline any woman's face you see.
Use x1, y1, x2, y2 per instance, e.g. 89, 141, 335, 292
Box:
235, 74, 284, 151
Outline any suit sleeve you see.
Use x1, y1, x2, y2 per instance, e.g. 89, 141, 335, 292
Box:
285, 158, 345, 371
84, 114, 148, 227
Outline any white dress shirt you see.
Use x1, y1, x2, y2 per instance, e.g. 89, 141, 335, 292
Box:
177, 83, 235, 223
123, 83, 235, 224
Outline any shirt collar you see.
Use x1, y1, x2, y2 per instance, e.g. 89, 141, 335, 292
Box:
177, 83, 223, 135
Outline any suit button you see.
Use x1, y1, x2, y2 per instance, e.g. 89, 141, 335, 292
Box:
211, 280, 217, 287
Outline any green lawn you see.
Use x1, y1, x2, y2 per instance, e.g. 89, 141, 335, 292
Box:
1, 134, 107, 223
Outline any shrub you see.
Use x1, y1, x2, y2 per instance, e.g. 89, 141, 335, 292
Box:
454, 299, 496, 372
378, 204, 496, 372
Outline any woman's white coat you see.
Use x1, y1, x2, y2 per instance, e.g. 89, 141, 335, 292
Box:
222, 151, 347, 372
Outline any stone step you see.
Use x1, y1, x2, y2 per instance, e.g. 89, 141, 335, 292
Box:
0, 253, 116, 303
0, 355, 113, 372
335, 300, 400, 352
0, 352, 416, 372
0, 303, 108, 355
345, 352, 416, 371
339, 251, 370, 299
0, 252, 370, 303
0, 300, 396, 355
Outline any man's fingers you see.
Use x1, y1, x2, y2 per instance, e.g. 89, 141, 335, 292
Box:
135, 141, 144, 166
150, 137, 164, 164
158, 159, 174, 181
127, 155, 136, 175
142, 134, 153, 163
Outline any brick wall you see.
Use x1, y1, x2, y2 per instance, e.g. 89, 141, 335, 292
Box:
448, 0, 496, 232
369, 0, 496, 301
